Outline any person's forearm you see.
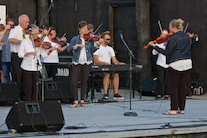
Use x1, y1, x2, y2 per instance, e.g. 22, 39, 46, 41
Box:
8, 38, 22, 44
94, 60, 109, 64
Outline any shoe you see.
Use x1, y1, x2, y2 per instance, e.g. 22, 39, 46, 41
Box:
164, 96, 169, 100
177, 110, 184, 114
70, 103, 79, 108
103, 94, 108, 99
155, 95, 161, 100
113, 93, 124, 99
163, 110, 177, 115
96, 89, 101, 92
80, 102, 87, 107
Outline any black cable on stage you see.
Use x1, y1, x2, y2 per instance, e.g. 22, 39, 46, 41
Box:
31, 112, 39, 132
155, 68, 169, 113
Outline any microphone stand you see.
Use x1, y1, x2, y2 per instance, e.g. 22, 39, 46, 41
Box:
40, 3, 52, 28
30, 29, 41, 101
120, 32, 137, 116
39, 2, 53, 101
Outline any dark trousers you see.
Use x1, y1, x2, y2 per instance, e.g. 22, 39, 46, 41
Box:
44, 63, 58, 79
169, 68, 190, 110
156, 65, 169, 96
23, 69, 38, 101
11, 53, 24, 96
71, 64, 92, 100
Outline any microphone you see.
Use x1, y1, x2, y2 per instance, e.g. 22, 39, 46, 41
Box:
119, 31, 123, 39
50, 0, 55, 7
29, 28, 33, 35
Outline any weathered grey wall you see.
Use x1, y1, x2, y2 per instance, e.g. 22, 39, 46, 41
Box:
136, 0, 151, 81
150, 0, 206, 91
1, 0, 207, 91
0, 0, 36, 25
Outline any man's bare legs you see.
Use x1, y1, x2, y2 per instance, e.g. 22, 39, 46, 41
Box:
103, 73, 110, 94
112, 73, 119, 94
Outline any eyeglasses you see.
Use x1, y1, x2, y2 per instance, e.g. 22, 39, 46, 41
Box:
105, 39, 110, 41
78, 21, 87, 24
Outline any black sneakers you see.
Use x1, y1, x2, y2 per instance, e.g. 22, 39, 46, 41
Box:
113, 93, 124, 99
103, 94, 108, 99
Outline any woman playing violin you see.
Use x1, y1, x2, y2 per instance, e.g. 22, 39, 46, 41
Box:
152, 29, 169, 100
41, 27, 69, 78
67, 21, 98, 108
18, 25, 48, 101
148, 18, 192, 115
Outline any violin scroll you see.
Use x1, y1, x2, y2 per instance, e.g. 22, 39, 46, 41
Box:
187, 32, 199, 42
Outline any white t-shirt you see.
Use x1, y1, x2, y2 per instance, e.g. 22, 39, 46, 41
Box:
8, 25, 29, 53
93, 45, 115, 64
41, 36, 60, 63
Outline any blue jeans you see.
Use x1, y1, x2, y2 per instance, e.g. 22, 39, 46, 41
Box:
1, 61, 12, 83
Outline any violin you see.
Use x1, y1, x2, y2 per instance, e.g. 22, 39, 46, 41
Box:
0, 24, 15, 31
34, 37, 53, 49
24, 28, 29, 34
83, 32, 101, 42
51, 36, 67, 46
144, 32, 174, 49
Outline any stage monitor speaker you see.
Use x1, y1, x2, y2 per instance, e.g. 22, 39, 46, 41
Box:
41, 81, 73, 101
0, 83, 19, 104
137, 76, 157, 96
5, 100, 65, 133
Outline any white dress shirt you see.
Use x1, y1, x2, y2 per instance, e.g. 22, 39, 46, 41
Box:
169, 59, 192, 71
8, 25, 29, 53
152, 43, 169, 68
41, 36, 60, 63
18, 37, 47, 71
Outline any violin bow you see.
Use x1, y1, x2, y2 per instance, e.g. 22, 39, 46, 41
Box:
184, 22, 189, 33
34, 20, 37, 25
158, 20, 163, 34
93, 23, 103, 35
62, 33, 66, 38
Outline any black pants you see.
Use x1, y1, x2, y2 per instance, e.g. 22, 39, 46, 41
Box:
169, 68, 190, 110
44, 63, 58, 79
71, 64, 92, 100
11, 53, 24, 97
23, 70, 39, 101
156, 65, 169, 96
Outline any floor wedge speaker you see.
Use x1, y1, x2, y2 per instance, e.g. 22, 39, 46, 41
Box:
5, 100, 65, 133
137, 76, 157, 96
0, 83, 19, 104
41, 81, 73, 102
